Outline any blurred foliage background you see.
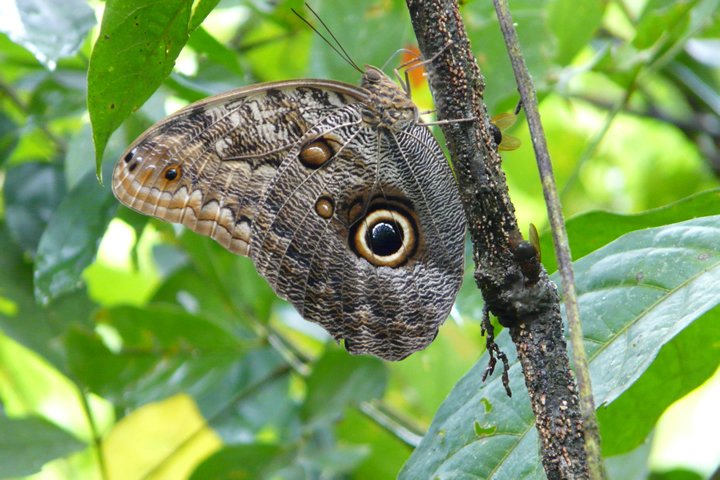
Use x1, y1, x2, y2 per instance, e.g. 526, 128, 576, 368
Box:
0, 0, 719, 478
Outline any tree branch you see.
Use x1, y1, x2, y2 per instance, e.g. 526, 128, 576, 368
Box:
405, 0, 590, 477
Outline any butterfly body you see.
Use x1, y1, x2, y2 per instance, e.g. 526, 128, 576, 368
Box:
112, 67, 465, 360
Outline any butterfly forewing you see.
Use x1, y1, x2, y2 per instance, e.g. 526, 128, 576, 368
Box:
113, 81, 366, 256
112, 70, 466, 361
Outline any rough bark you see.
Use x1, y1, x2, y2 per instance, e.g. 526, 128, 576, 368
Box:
405, 0, 589, 477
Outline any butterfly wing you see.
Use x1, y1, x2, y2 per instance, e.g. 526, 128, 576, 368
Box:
250, 113, 465, 360
112, 80, 367, 256
112, 77, 465, 361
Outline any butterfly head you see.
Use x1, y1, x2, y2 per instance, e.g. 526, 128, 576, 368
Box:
360, 65, 418, 130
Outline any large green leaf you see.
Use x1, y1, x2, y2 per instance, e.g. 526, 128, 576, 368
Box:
400, 215, 720, 478
0, 0, 95, 69
4, 162, 66, 255
0, 415, 86, 477
189, 444, 282, 480
539, 189, 720, 274
88, 0, 219, 172
598, 305, 720, 456
303, 348, 387, 425
33, 164, 118, 304
571, 216, 720, 405
464, 0, 604, 110
0, 222, 94, 375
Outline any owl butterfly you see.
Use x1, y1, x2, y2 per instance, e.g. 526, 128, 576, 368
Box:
112, 45, 466, 360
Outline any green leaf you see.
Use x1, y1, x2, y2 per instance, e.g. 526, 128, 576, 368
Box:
189, 443, 281, 480
178, 232, 277, 324
464, 0, 604, 110
309, 0, 415, 84
33, 163, 117, 304
0, 222, 94, 375
598, 305, 720, 456
336, 408, 414, 480
4, 162, 66, 255
0, 415, 86, 477
189, 0, 222, 34
27, 71, 87, 121
68, 304, 294, 438
68, 304, 245, 403
88, 0, 193, 173
0, 111, 20, 167
303, 348, 387, 425
400, 216, 720, 477
0, 0, 95, 69
398, 331, 539, 479
539, 189, 720, 274
568, 215, 720, 406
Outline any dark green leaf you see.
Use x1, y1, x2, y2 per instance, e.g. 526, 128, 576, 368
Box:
27, 71, 87, 121
0, 0, 95, 68
0, 222, 94, 374
0, 111, 19, 166
465, 0, 603, 110
336, 408, 413, 480
4, 162, 66, 255
649, 469, 705, 480
178, 232, 277, 324
401, 216, 720, 477
88, 0, 193, 171
303, 348, 387, 424
189, 443, 282, 480
33, 162, 117, 303
0, 415, 86, 477
539, 189, 720, 274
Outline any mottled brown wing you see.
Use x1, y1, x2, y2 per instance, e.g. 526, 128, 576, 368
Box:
112, 74, 466, 361
249, 110, 465, 360
112, 80, 367, 256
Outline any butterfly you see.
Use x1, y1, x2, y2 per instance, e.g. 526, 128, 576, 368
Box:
111, 60, 466, 361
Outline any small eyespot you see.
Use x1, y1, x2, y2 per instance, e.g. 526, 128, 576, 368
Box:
124, 147, 138, 163
351, 205, 417, 267
300, 140, 332, 168
164, 167, 180, 181
128, 162, 138, 172
315, 196, 334, 219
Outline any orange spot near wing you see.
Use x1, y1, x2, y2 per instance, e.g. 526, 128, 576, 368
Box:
401, 45, 426, 90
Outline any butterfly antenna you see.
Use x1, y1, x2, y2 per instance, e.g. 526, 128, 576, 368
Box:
292, 5, 363, 73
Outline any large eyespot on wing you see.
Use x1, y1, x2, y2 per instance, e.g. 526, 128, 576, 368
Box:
111, 80, 369, 258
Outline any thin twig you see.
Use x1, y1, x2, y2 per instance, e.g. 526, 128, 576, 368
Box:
359, 401, 424, 447
492, 0, 604, 477
79, 389, 109, 480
